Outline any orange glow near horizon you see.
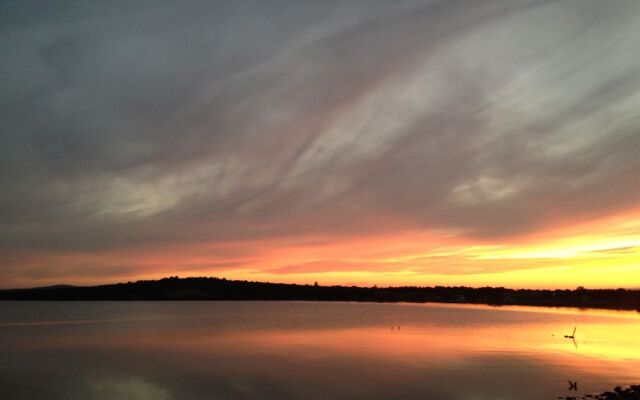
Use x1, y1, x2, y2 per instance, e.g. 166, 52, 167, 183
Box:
3, 208, 640, 289
211, 208, 640, 289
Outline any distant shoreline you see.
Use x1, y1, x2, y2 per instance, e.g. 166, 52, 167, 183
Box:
1, 277, 639, 311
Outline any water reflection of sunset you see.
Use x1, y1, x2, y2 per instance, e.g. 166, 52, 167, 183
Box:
2, 302, 639, 399
4, 1, 640, 399
10, 303, 639, 377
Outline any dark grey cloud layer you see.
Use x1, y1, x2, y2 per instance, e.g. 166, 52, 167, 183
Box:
2, 0, 640, 260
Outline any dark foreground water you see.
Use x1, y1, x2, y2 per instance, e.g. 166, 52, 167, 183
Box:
0, 301, 638, 400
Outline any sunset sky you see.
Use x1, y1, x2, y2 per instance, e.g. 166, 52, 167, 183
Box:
2, 0, 640, 289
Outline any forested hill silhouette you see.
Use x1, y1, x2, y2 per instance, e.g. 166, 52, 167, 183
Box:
1, 277, 639, 310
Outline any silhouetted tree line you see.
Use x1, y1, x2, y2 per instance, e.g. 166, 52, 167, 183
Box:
1, 277, 639, 310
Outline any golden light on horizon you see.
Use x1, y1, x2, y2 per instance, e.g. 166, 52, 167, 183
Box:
4, 207, 638, 289
3, 0, 640, 290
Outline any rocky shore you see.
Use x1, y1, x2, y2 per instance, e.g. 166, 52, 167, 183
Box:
592, 385, 640, 399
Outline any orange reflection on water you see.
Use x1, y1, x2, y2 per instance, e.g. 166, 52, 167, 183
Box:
3, 302, 640, 399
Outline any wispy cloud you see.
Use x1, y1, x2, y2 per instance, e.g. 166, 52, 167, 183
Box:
2, 0, 640, 286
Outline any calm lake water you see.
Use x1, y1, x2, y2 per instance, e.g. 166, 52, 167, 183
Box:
0, 301, 639, 400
